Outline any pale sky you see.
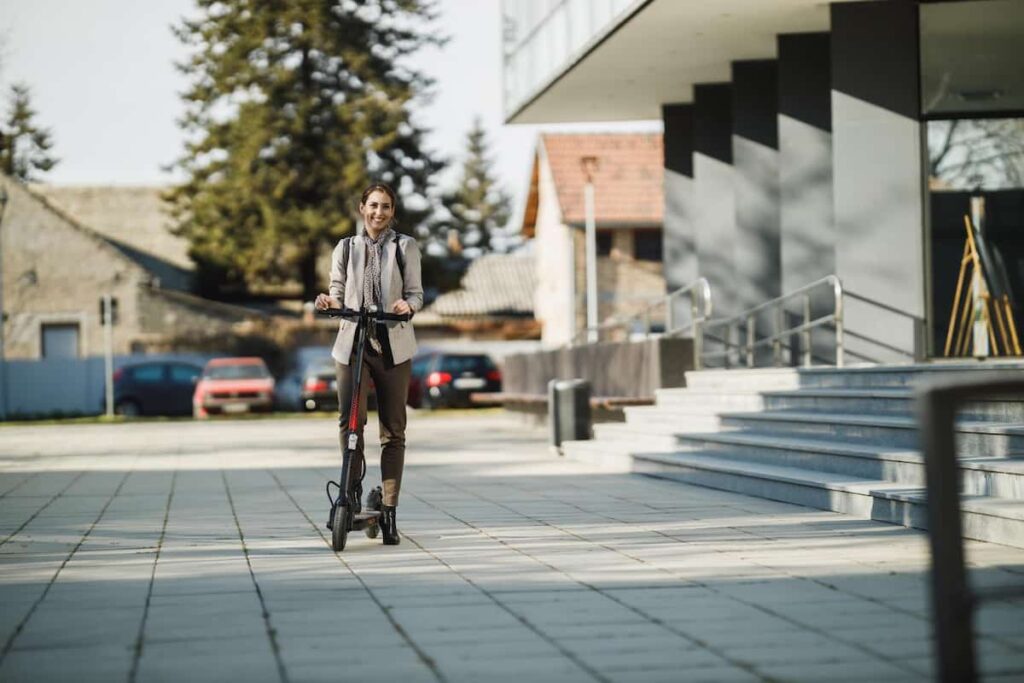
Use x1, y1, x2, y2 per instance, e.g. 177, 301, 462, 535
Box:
0, 0, 657, 214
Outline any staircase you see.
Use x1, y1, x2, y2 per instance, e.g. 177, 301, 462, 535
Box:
562, 363, 1024, 548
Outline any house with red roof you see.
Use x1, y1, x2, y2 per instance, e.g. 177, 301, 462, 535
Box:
520, 133, 665, 346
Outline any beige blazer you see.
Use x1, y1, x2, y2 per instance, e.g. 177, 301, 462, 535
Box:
329, 233, 423, 366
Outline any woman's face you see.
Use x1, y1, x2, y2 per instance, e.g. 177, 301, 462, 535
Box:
359, 190, 395, 233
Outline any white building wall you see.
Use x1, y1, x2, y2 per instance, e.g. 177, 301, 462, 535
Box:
533, 146, 577, 347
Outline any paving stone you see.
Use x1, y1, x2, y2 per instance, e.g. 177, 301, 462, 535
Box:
0, 643, 134, 683
2, 413, 1024, 681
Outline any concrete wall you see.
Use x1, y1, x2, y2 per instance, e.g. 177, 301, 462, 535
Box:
693, 84, 738, 318
732, 60, 782, 315
662, 104, 698, 330
534, 145, 577, 347
831, 1, 926, 363
503, 336, 693, 398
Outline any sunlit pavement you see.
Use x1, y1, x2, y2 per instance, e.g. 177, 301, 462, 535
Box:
1, 412, 1023, 683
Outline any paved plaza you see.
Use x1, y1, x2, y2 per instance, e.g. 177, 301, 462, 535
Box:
1, 411, 1023, 682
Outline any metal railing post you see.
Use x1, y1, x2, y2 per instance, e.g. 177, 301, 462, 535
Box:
918, 384, 976, 683
802, 294, 812, 367
691, 287, 702, 370
833, 276, 845, 368
746, 315, 755, 368
773, 305, 783, 366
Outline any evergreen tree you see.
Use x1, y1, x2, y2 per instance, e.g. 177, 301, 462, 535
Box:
167, 0, 445, 299
434, 117, 512, 257
0, 84, 58, 182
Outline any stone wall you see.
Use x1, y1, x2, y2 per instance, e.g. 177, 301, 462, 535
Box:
503, 336, 692, 399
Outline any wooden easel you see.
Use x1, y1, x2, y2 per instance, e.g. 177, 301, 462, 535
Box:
944, 213, 1022, 357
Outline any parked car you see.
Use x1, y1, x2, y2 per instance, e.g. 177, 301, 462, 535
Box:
297, 357, 339, 412
112, 361, 203, 417
408, 352, 501, 409
276, 349, 376, 412
193, 357, 275, 418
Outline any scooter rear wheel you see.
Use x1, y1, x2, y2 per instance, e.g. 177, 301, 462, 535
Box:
365, 486, 382, 539
331, 505, 350, 551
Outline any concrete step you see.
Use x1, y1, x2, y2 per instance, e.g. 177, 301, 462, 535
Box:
621, 405, 728, 428
561, 437, 662, 472
592, 421, 712, 450
760, 388, 1024, 421
631, 451, 1024, 549
669, 430, 1024, 499
591, 422, 1024, 498
684, 362, 1024, 392
715, 410, 1024, 454
653, 388, 768, 412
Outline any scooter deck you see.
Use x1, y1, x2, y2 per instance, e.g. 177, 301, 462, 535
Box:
350, 510, 381, 531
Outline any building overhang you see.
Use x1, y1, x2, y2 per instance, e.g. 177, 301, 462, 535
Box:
506, 0, 867, 124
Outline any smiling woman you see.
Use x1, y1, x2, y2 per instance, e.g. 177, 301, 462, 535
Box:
313, 181, 425, 547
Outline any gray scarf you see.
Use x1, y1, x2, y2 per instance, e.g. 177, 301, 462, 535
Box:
362, 226, 395, 353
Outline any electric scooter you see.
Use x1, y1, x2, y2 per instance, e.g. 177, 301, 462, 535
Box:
318, 305, 411, 551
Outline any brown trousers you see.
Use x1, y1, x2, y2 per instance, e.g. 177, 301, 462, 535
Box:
335, 343, 411, 507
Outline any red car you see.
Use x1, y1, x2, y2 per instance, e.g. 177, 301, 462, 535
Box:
193, 357, 275, 418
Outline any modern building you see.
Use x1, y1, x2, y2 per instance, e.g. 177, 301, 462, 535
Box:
520, 132, 666, 346
501, 0, 1024, 364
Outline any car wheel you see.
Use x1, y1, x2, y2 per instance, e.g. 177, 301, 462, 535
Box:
115, 400, 140, 417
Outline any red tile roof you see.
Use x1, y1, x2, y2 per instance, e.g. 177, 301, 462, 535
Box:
541, 133, 663, 226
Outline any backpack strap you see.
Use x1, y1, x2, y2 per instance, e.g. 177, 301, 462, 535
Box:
393, 232, 406, 284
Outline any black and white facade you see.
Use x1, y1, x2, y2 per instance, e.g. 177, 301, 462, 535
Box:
502, 0, 1024, 364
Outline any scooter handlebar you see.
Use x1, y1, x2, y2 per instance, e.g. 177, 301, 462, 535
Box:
316, 307, 412, 323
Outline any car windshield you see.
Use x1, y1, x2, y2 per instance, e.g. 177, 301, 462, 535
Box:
308, 359, 335, 375
439, 355, 494, 373
204, 364, 269, 380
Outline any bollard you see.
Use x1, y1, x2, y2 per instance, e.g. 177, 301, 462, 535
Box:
547, 379, 560, 454
550, 379, 592, 454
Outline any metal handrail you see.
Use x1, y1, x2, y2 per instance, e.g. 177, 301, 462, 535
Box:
917, 377, 1024, 683
569, 277, 713, 367
701, 275, 844, 368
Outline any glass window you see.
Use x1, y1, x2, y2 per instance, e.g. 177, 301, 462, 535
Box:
131, 365, 165, 383
41, 323, 79, 358
633, 230, 663, 262
439, 355, 495, 373
204, 363, 270, 380
412, 356, 434, 375
927, 117, 1024, 356
169, 364, 200, 384
596, 231, 613, 257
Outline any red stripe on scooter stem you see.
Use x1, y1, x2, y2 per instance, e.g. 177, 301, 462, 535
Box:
348, 392, 360, 431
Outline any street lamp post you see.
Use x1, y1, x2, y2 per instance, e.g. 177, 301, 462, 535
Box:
581, 156, 599, 343
0, 184, 8, 420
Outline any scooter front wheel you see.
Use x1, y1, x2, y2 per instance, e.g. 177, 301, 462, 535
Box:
331, 505, 350, 551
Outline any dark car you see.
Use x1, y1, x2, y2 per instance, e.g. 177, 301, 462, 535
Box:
408, 352, 501, 409
112, 361, 203, 417
298, 357, 339, 412
292, 356, 376, 413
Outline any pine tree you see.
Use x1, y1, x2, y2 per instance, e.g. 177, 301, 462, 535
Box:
0, 84, 58, 182
435, 117, 512, 257
166, 0, 445, 299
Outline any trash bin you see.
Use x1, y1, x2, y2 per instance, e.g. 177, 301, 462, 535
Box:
549, 379, 592, 453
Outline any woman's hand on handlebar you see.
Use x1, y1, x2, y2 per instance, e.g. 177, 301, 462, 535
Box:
392, 299, 411, 316
315, 293, 338, 310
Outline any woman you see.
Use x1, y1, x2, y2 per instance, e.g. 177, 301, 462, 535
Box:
314, 183, 423, 545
